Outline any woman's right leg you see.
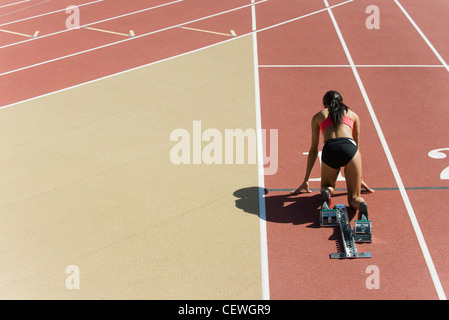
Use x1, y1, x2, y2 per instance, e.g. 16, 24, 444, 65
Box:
320, 161, 340, 208
344, 151, 365, 211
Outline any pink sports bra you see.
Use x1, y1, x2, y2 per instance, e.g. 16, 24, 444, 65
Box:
320, 115, 354, 133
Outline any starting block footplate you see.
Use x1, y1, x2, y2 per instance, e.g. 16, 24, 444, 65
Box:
320, 209, 339, 226
330, 252, 372, 259
354, 220, 373, 243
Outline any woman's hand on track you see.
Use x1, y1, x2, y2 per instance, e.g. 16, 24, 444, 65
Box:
361, 180, 375, 193
291, 181, 312, 195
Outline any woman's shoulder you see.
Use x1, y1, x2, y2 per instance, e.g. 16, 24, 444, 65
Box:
313, 109, 328, 120
346, 108, 359, 122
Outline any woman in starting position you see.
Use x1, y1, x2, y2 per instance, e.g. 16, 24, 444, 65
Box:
292, 90, 374, 219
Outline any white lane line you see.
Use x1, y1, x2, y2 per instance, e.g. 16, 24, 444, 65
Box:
323, 0, 446, 300
251, 0, 270, 301
259, 64, 445, 68
178, 26, 237, 37
0, 27, 37, 37
81, 26, 134, 37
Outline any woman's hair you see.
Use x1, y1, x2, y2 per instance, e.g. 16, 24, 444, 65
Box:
322, 90, 349, 127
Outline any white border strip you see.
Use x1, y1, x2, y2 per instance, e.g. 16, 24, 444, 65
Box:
394, 0, 449, 73
251, 0, 270, 301
323, 0, 446, 300
259, 64, 445, 68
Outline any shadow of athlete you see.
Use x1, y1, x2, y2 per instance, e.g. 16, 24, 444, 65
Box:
291, 91, 374, 219
233, 187, 364, 251
233, 187, 353, 228
234, 187, 319, 227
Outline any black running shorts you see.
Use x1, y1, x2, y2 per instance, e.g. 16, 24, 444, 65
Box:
322, 137, 358, 169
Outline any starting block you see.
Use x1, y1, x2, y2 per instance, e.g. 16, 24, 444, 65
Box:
320, 208, 339, 226
320, 204, 372, 259
354, 220, 373, 243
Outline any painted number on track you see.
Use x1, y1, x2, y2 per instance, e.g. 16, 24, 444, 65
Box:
428, 148, 449, 180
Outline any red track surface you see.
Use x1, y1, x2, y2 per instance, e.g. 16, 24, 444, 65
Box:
259, 0, 449, 300
1, 0, 448, 300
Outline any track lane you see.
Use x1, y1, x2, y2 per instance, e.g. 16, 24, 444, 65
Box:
396, 0, 449, 63
329, 0, 441, 66
359, 66, 449, 296
257, 8, 349, 66
331, 0, 448, 299
250, 0, 324, 30
257, 1, 442, 299
259, 67, 438, 300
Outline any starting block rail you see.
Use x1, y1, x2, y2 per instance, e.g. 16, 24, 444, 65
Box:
321, 204, 372, 259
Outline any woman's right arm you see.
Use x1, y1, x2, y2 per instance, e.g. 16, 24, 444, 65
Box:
353, 112, 375, 193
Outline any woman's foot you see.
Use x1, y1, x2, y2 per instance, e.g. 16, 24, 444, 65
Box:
359, 202, 368, 220
320, 188, 332, 210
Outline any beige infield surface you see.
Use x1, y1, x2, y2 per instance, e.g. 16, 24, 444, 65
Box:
0, 35, 263, 299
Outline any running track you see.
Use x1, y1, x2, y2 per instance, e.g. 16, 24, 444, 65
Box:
1, 0, 448, 300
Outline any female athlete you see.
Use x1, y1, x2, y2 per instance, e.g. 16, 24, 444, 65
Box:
292, 90, 374, 219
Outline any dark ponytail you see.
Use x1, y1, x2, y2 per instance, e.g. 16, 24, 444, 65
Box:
323, 90, 349, 127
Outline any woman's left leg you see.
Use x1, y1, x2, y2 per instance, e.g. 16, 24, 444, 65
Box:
321, 161, 340, 196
